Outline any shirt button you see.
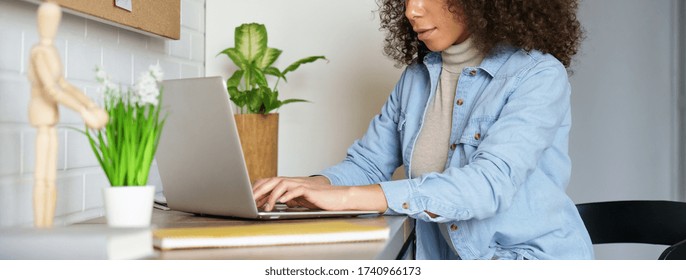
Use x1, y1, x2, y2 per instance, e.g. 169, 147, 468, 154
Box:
474, 133, 481, 140
469, 69, 477, 76
456, 98, 464, 106
450, 143, 457, 150
402, 202, 409, 209
450, 224, 459, 231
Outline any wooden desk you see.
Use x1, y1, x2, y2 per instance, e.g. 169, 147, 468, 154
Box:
82, 209, 415, 260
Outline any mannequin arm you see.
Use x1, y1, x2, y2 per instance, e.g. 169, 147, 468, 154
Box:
33, 53, 108, 129
58, 78, 98, 109
33, 53, 87, 113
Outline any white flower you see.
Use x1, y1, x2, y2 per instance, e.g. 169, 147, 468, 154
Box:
134, 66, 163, 106
95, 66, 120, 102
95, 66, 108, 83
105, 80, 118, 94
95, 65, 163, 107
148, 64, 164, 83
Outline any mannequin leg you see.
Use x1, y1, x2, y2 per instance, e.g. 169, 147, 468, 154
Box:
33, 126, 49, 227
44, 126, 58, 227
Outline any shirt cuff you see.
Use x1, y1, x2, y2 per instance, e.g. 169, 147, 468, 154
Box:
379, 178, 458, 223
379, 179, 417, 215
318, 170, 343, 186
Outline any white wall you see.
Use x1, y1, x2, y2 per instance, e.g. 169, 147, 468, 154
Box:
568, 0, 677, 203
0, 0, 206, 227
205, 0, 402, 177
568, 0, 679, 259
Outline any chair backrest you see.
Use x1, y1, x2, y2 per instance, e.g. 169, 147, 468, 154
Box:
576, 200, 686, 260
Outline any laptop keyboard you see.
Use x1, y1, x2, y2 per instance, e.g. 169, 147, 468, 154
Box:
268, 203, 317, 213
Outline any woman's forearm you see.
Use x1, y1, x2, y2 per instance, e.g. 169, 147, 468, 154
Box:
346, 184, 388, 213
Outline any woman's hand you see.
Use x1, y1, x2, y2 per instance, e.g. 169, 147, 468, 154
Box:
252, 176, 388, 213
252, 176, 336, 211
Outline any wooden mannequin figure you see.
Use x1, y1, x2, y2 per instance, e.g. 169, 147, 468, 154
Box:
27, 1, 108, 228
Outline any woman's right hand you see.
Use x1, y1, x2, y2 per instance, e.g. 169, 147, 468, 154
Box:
252, 176, 388, 213
252, 176, 333, 211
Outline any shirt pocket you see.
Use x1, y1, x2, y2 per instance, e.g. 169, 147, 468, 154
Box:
459, 116, 496, 159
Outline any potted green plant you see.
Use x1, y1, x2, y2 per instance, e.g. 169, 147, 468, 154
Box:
218, 22, 326, 182
82, 65, 166, 227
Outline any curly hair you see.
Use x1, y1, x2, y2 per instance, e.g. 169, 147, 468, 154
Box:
378, 0, 583, 68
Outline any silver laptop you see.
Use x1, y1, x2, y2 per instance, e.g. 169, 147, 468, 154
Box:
156, 77, 379, 219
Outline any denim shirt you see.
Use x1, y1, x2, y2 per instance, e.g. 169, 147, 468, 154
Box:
320, 47, 594, 260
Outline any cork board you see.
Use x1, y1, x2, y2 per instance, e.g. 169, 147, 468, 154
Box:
52, 0, 180, 40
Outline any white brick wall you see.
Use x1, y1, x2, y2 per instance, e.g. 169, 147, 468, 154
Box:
0, 0, 206, 227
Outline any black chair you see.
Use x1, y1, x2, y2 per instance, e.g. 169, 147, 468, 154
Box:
576, 200, 686, 260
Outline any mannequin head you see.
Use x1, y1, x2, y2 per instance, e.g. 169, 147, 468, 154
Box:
37, 1, 62, 44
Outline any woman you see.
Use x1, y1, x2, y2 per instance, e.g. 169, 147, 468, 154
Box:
253, 0, 593, 260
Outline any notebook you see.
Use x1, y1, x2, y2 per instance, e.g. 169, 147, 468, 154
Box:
152, 221, 389, 250
156, 77, 379, 220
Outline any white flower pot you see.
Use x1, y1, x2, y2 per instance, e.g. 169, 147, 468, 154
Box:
102, 185, 155, 227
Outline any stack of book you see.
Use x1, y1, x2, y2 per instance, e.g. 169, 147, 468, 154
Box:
153, 220, 390, 250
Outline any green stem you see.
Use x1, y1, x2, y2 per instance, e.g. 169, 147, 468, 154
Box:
273, 77, 281, 93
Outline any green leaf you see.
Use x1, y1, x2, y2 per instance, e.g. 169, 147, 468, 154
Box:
226, 70, 244, 88
264, 66, 286, 81
219, 48, 248, 69
235, 23, 267, 63
229, 88, 248, 110
243, 66, 254, 90
221, 23, 327, 113
252, 68, 268, 88
281, 98, 310, 105
80, 127, 105, 176
256, 47, 282, 69
227, 86, 241, 100
246, 88, 264, 114
259, 87, 275, 112
282, 56, 327, 76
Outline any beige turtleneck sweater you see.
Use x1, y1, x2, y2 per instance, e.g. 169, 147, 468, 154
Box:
410, 37, 484, 177
409, 37, 484, 255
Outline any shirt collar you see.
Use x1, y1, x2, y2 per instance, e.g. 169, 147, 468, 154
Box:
423, 45, 518, 78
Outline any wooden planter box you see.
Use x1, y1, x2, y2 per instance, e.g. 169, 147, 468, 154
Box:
234, 113, 278, 183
